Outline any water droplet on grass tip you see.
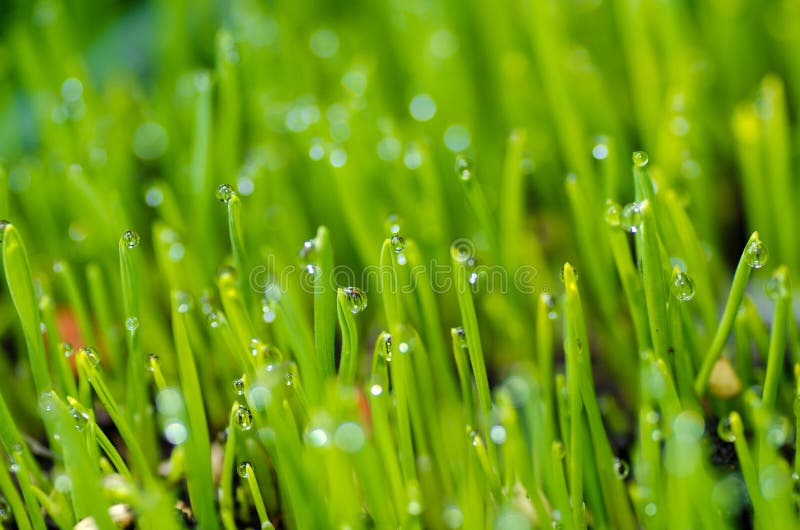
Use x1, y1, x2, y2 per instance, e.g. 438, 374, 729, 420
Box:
63, 343, 74, 358
215, 183, 236, 204
453, 327, 467, 349
613, 458, 630, 479
370, 384, 383, 396
390, 234, 405, 253
80, 347, 100, 367
382, 334, 393, 362
237, 462, 251, 478
236, 405, 253, 431
717, 416, 735, 442
604, 200, 621, 227
621, 202, 643, 233
146, 354, 159, 372
671, 270, 696, 301
122, 230, 139, 249
765, 269, 789, 300
454, 154, 473, 181
233, 378, 244, 396
342, 287, 368, 314
745, 238, 768, 269
125, 317, 139, 332
632, 151, 649, 167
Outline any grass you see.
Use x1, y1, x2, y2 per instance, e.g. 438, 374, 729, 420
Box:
2, 0, 800, 528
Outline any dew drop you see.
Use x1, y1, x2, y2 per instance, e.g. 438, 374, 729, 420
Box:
233, 377, 245, 396
81, 347, 100, 367
122, 230, 140, 249
215, 183, 236, 204
236, 405, 253, 431
381, 334, 393, 362
342, 287, 368, 314
542, 292, 558, 319
745, 238, 768, 269
0, 220, 10, 242
146, 354, 159, 372
237, 462, 251, 479
671, 270, 696, 302
398, 342, 410, 354
125, 316, 139, 332
717, 416, 735, 442
454, 154, 473, 181
370, 384, 383, 396
765, 268, 789, 300
0, 496, 10, 522
39, 391, 57, 416
604, 200, 621, 227
390, 234, 406, 253
621, 202, 643, 233
632, 151, 649, 167
613, 457, 630, 479
62, 342, 74, 358
453, 327, 467, 349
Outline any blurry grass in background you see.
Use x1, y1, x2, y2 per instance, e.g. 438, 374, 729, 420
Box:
1, 0, 800, 528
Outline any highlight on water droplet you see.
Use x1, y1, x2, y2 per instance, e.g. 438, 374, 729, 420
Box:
122, 230, 140, 249
613, 457, 630, 479
620, 202, 643, 233
62, 342, 74, 358
454, 154, 473, 181
717, 416, 735, 442
237, 461, 251, 479
342, 287, 368, 314
215, 183, 236, 204
385, 213, 402, 235
632, 150, 649, 167
236, 405, 253, 431
744, 237, 768, 269
670, 270, 696, 302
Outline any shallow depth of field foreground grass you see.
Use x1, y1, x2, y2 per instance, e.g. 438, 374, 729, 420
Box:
3, 0, 800, 528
